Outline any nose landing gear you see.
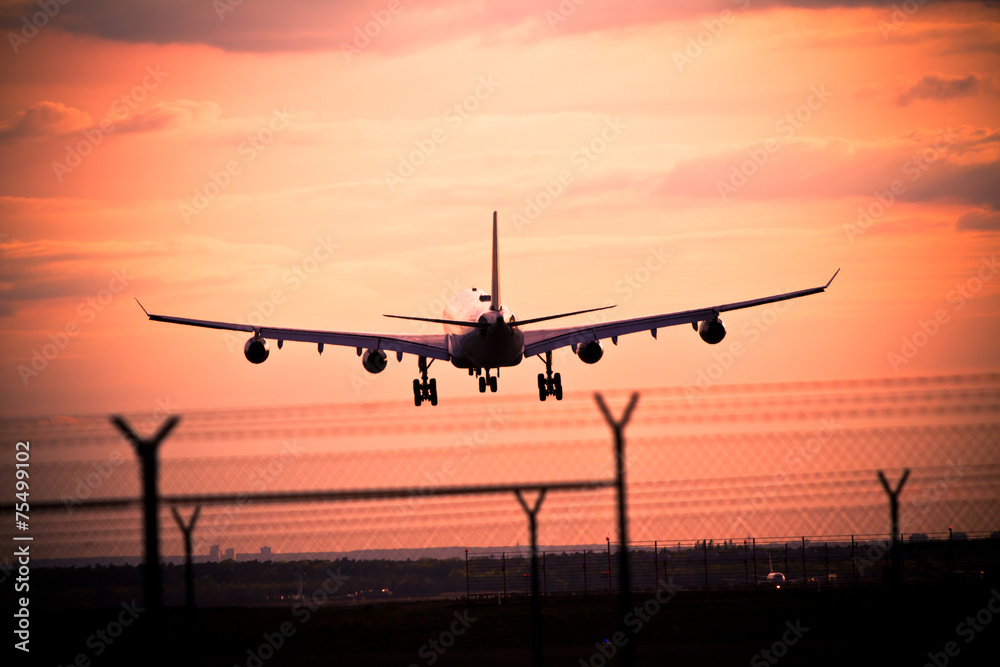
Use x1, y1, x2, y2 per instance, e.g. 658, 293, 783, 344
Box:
537, 351, 562, 401
413, 357, 438, 406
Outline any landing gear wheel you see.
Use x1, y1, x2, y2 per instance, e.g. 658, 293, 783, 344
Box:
536, 351, 563, 402
413, 356, 438, 406
479, 376, 487, 393
489, 376, 498, 393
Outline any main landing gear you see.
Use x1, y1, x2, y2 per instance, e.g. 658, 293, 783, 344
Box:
413, 356, 438, 406
473, 367, 498, 393
537, 350, 562, 401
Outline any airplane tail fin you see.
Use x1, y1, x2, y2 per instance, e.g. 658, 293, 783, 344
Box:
491, 210, 500, 311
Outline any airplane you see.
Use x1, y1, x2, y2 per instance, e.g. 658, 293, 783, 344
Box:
761, 551, 786, 590
138, 212, 838, 406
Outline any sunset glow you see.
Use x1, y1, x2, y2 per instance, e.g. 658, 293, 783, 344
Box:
1, 0, 998, 417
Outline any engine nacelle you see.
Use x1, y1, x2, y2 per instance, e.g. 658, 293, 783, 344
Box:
697, 317, 726, 345
576, 340, 604, 364
361, 349, 388, 374
244, 336, 269, 364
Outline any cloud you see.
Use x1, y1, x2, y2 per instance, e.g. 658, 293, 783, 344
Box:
655, 126, 1000, 211
114, 100, 222, 134
0, 99, 219, 146
896, 73, 997, 106
956, 208, 1000, 231
0, 102, 91, 143
2, 0, 987, 54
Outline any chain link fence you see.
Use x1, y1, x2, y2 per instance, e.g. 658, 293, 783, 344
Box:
2, 373, 997, 609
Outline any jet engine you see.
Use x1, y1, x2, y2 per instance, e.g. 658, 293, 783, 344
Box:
244, 336, 270, 364
361, 349, 388, 374
697, 317, 726, 345
576, 340, 604, 364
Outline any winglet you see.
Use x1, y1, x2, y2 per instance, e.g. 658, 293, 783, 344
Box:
135, 298, 150, 317
491, 211, 501, 311
825, 268, 841, 289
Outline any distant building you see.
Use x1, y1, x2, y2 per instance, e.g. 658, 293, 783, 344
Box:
209, 545, 220, 562
223, 547, 235, 561
261, 546, 272, 559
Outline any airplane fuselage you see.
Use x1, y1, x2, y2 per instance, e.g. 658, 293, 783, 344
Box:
442, 288, 524, 369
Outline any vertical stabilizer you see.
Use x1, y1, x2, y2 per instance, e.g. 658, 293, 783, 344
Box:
491, 211, 501, 311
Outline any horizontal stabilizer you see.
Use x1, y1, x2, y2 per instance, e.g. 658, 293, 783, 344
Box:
384, 304, 616, 328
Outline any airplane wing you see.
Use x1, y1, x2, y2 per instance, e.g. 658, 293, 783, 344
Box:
522, 270, 839, 357
137, 302, 451, 361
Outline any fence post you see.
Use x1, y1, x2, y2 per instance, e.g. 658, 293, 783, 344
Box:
654, 541, 659, 596
878, 469, 910, 588
801, 536, 807, 585
752, 538, 757, 589
170, 505, 201, 609
744, 540, 749, 592
502, 552, 507, 599
948, 526, 953, 581
111, 415, 179, 611
703, 539, 709, 593
583, 550, 588, 599
465, 549, 470, 599
851, 535, 857, 586
514, 488, 547, 667
606, 537, 612, 595
596, 392, 639, 667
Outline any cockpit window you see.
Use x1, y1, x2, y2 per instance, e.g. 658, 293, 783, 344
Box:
479, 294, 491, 302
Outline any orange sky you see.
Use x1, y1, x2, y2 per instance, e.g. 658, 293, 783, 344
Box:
1, 0, 998, 418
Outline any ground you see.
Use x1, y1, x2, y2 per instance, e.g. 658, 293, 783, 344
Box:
25, 581, 1000, 666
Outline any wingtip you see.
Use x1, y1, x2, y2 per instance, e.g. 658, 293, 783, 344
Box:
825, 268, 841, 288
135, 298, 150, 316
